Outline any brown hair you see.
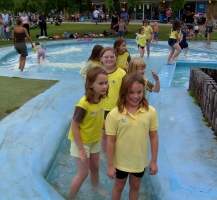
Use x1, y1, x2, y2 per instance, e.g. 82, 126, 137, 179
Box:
16, 18, 23, 26
113, 39, 126, 52
35, 42, 40, 45
172, 20, 181, 31
138, 27, 144, 34
117, 73, 149, 113
88, 45, 104, 62
128, 57, 146, 74
85, 67, 108, 103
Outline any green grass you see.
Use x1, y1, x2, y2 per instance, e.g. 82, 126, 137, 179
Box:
1, 22, 217, 47
0, 76, 58, 120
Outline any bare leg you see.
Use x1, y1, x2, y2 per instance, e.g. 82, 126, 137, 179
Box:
89, 152, 99, 186
101, 129, 107, 153
184, 47, 189, 57
70, 157, 89, 197
146, 40, 151, 58
171, 43, 182, 61
166, 46, 175, 64
129, 174, 142, 200
207, 33, 211, 44
20, 56, 26, 71
38, 54, 40, 64
138, 47, 145, 58
112, 177, 128, 200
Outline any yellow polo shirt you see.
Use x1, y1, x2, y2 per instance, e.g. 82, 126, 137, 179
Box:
143, 25, 153, 40
105, 68, 126, 111
117, 52, 130, 69
136, 33, 146, 47
106, 106, 158, 172
68, 95, 105, 144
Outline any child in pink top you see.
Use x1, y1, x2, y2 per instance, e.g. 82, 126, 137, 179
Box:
153, 22, 159, 42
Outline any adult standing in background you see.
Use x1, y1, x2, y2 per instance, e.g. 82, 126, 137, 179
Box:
93, 8, 99, 25
120, 8, 129, 25
204, 13, 214, 44
166, 7, 172, 23
20, 11, 30, 35
111, 11, 119, 36
39, 11, 47, 37
2, 9, 9, 39
0, 15, 4, 40
13, 18, 34, 72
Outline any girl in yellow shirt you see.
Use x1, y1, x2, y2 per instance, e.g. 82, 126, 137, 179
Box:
114, 39, 131, 70
68, 67, 108, 198
142, 19, 153, 58
166, 20, 182, 65
135, 27, 146, 58
106, 73, 159, 199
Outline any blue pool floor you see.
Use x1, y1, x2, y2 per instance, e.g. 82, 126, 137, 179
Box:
0, 41, 217, 200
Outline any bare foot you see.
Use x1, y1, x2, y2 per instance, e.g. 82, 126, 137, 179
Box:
170, 59, 176, 65
184, 54, 188, 58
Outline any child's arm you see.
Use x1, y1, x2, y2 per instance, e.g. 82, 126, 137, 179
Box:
72, 119, 87, 163
148, 130, 158, 175
151, 70, 160, 92
42, 44, 46, 50
107, 135, 116, 179
124, 23, 130, 32
79, 61, 93, 79
113, 23, 119, 28
179, 33, 184, 43
135, 34, 139, 44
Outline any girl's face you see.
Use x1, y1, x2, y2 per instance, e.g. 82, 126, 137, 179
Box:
91, 74, 108, 98
101, 50, 117, 68
126, 81, 143, 108
138, 67, 146, 76
118, 42, 126, 53
119, 19, 123, 23
141, 29, 145, 34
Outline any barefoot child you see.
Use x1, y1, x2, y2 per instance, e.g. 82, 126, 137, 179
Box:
114, 39, 131, 70
153, 22, 159, 42
106, 73, 159, 200
35, 42, 46, 64
179, 25, 189, 58
68, 67, 109, 198
135, 27, 146, 58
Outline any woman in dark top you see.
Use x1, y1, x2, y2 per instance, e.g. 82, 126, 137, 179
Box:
111, 11, 119, 35
12, 18, 34, 72
39, 11, 47, 37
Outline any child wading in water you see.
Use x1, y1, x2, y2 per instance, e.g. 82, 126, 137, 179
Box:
35, 42, 46, 64
79, 44, 104, 78
135, 27, 146, 58
166, 20, 181, 65
100, 47, 126, 152
114, 39, 131, 70
128, 57, 160, 96
179, 25, 189, 58
68, 67, 109, 198
106, 73, 159, 200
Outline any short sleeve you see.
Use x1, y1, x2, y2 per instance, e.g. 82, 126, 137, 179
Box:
149, 107, 159, 131
145, 79, 154, 92
73, 106, 86, 123
105, 110, 118, 136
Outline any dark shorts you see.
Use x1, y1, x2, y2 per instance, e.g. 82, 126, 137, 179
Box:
15, 44, 28, 57
179, 43, 188, 49
206, 26, 213, 33
138, 45, 145, 49
104, 110, 110, 120
118, 31, 125, 36
194, 30, 199, 34
186, 24, 193, 30
154, 32, 158, 38
168, 38, 177, 46
116, 168, 145, 179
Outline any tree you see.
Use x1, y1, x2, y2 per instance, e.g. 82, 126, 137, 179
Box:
171, 0, 186, 12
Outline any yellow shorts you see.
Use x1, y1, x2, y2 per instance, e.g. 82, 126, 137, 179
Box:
70, 141, 100, 158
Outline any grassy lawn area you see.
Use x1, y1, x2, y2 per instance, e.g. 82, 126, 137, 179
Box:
0, 77, 58, 120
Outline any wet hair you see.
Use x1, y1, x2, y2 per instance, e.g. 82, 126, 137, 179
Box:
85, 67, 108, 103
138, 27, 144, 34
100, 47, 118, 64
16, 18, 23, 26
113, 39, 126, 52
88, 45, 104, 61
172, 20, 181, 31
117, 73, 149, 113
128, 57, 146, 74
35, 42, 40, 45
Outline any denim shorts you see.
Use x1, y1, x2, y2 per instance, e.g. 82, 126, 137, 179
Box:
118, 31, 125, 36
206, 26, 213, 33
154, 32, 158, 38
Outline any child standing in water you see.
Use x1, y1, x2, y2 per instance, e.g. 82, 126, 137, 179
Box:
35, 42, 46, 64
153, 22, 159, 42
100, 47, 126, 152
128, 57, 160, 96
166, 20, 181, 65
179, 25, 189, 58
68, 67, 109, 198
142, 19, 153, 58
106, 73, 159, 200
114, 39, 131, 70
113, 18, 130, 39
79, 44, 104, 78
135, 27, 146, 58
